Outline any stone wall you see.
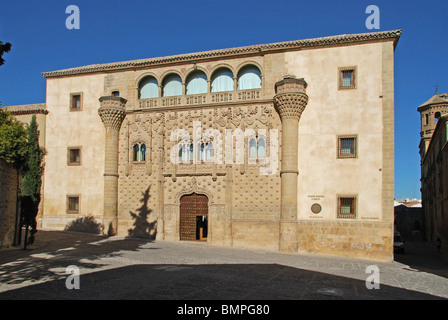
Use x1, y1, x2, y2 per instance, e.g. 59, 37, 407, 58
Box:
297, 220, 393, 261
0, 160, 18, 248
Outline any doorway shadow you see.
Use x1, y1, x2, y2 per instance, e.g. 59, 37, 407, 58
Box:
128, 186, 157, 240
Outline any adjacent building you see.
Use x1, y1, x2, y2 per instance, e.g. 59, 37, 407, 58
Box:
6, 29, 401, 261
418, 93, 448, 252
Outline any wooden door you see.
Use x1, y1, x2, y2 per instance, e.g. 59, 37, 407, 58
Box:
180, 193, 208, 241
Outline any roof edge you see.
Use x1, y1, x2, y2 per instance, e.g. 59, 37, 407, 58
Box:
42, 29, 402, 79
417, 93, 448, 111
3, 103, 48, 115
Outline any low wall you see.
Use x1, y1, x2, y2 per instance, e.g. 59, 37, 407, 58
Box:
229, 219, 393, 261
297, 220, 394, 262
0, 160, 18, 248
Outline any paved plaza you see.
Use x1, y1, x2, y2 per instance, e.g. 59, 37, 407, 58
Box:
0, 230, 447, 300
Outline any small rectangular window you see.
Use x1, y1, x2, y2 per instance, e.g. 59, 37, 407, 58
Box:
338, 136, 357, 159
337, 196, 356, 219
67, 196, 80, 214
339, 67, 356, 89
70, 92, 83, 111
68, 147, 81, 165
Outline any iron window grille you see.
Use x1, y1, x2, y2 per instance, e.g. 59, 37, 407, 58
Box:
337, 196, 357, 219
339, 67, 357, 90
338, 135, 357, 159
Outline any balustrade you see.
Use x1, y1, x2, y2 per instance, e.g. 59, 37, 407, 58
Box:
137, 88, 261, 110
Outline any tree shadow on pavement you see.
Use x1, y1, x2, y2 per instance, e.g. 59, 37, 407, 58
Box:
0, 263, 445, 300
0, 230, 156, 289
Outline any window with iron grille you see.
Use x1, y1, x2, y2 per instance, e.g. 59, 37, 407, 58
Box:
338, 135, 357, 158
339, 67, 356, 89
337, 196, 356, 219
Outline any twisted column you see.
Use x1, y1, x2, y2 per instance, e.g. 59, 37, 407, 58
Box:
273, 76, 308, 253
98, 96, 127, 235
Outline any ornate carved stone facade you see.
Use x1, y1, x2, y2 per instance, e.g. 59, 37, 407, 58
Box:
116, 100, 283, 249
8, 30, 401, 261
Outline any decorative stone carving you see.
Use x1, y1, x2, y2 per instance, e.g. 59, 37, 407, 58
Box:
273, 76, 308, 121
98, 96, 127, 130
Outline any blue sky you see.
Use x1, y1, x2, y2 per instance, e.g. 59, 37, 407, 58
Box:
0, 0, 447, 200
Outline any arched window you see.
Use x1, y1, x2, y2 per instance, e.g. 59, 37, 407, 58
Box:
198, 143, 205, 161
257, 138, 266, 158
237, 65, 261, 90
133, 144, 140, 161
189, 143, 194, 161
139, 76, 158, 99
186, 71, 207, 95
179, 143, 194, 163
211, 68, 234, 92
162, 73, 182, 97
179, 143, 187, 162
205, 142, 213, 161
111, 91, 120, 97
249, 138, 257, 159
140, 144, 146, 161
197, 141, 213, 162
133, 143, 147, 162
435, 112, 441, 123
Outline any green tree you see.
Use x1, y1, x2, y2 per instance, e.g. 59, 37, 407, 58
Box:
0, 109, 28, 169
21, 115, 45, 233
0, 41, 12, 66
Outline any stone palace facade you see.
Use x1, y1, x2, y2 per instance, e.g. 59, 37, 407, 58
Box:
7, 30, 401, 261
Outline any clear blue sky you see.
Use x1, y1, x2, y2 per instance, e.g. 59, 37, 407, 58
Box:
1, 0, 447, 200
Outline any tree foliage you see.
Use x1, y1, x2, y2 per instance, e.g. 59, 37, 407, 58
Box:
0, 41, 12, 66
22, 115, 45, 205
0, 109, 28, 168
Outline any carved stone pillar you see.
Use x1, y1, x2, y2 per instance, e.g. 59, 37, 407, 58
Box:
273, 76, 308, 253
98, 96, 127, 236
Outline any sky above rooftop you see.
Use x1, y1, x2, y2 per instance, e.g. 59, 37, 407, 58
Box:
1, 0, 447, 200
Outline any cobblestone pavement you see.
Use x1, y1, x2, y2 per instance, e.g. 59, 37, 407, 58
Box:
0, 230, 447, 300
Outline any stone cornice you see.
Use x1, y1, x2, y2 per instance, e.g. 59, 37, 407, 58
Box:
3, 103, 48, 115
42, 30, 402, 78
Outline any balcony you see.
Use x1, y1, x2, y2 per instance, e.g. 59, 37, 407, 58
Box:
137, 88, 262, 110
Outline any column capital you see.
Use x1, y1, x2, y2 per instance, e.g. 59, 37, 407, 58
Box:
98, 96, 127, 130
274, 76, 309, 121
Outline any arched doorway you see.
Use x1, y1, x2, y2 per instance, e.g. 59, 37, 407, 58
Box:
180, 193, 208, 241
